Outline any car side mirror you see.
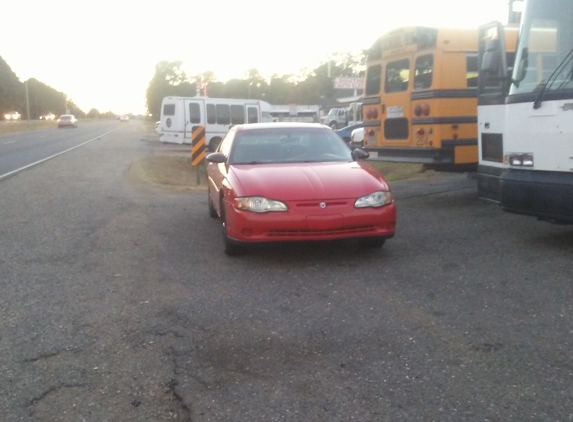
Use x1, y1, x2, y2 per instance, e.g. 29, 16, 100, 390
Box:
206, 152, 227, 164
352, 148, 369, 160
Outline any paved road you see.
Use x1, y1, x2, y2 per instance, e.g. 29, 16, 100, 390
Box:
0, 121, 120, 179
0, 122, 572, 421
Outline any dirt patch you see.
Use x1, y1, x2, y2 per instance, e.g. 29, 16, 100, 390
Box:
367, 162, 440, 182
127, 156, 206, 191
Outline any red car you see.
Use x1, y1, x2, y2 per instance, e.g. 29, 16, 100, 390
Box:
206, 123, 396, 255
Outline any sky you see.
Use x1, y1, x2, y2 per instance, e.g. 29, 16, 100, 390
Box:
1, 0, 510, 115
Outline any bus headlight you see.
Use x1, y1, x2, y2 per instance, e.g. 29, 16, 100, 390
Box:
355, 191, 393, 208
506, 153, 534, 167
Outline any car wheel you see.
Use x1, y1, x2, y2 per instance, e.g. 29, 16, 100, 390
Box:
208, 190, 218, 218
358, 237, 386, 248
330, 122, 338, 129
220, 198, 244, 256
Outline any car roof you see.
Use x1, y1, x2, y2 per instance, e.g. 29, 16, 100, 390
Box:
234, 122, 330, 132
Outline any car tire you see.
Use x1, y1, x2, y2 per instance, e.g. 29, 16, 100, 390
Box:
330, 122, 338, 129
220, 198, 244, 256
358, 237, 386, 248
208, 190, 218, 218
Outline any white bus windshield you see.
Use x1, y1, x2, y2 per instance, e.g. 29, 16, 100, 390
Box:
511, 0, 573, 96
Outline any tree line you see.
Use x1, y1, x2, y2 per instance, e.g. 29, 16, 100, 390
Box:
146, 52, 366, 119
0, 55, 110, 120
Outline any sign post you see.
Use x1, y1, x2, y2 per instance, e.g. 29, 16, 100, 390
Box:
191, 126, 206, 185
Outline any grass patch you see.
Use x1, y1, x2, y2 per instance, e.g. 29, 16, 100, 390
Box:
0, 120, 57, 135
128, 156, 206, 190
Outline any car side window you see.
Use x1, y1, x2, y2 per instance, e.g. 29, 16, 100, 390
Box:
218, 129, 235, 156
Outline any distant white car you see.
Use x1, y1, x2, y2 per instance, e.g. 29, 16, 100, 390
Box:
4, 111, 21, 121
120, 115, 130, 122
57, 114, 78, 128
39, 113, 55, 120
350, 127, 365, 148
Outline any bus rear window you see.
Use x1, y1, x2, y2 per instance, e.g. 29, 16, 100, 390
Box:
414, 55, 433, 90
385, 59, 410, 93
163, 104, 175, 116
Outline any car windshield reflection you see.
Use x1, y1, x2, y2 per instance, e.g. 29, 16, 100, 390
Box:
229, 128, 353, 164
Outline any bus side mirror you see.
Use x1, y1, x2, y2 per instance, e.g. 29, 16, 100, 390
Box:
481, 39, 502, 77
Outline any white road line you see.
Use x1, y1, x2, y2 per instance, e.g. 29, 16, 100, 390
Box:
0, 128, 119, 181
3, 141, 15, 144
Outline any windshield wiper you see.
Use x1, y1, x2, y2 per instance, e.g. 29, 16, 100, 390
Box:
533, 46, 573, 109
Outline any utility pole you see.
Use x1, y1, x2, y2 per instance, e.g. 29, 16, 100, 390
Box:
25, 80, 31, 128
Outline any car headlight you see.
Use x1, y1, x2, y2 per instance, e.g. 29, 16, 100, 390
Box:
234, 196, 288, 212
355, 191, 393, 208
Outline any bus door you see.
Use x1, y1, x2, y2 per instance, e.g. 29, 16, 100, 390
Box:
184, 98, 205, 144
381, 57, 413, 146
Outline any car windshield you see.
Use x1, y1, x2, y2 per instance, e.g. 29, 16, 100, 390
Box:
229, 127, 353, 164
60, 115, 71, 120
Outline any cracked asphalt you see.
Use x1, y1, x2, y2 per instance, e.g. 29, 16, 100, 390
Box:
1, 121, 573, 421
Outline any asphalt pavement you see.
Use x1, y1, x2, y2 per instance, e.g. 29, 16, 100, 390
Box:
0, 121, 572, 421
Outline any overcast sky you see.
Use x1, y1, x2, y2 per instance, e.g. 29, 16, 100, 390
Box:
1, 0, 511, 115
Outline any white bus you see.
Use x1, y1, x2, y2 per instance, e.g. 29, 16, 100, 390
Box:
159, 97, 274, 151
477, 23, 519, 201
479, 0, 573, 223
268, 105, 320, 123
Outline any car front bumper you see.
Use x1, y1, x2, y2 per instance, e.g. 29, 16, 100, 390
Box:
224, 200, 396, 243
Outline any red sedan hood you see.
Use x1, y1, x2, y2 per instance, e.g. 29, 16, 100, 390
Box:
230, 162, 389, 200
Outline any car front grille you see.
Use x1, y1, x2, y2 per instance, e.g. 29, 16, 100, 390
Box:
266, 225, 377, 238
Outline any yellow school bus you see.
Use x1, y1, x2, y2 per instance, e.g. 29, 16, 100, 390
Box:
362, 26, 496, 171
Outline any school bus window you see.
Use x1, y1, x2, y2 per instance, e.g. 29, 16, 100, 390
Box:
247, 107, 258, 123
467, 54, 478, 88
231, 105, 245, 125
385, 59, 410, 93
414, 55, 433, 90
207, 104, 216, 124
163, 104, 175, 116
189, 103, 201, 124
366, 64, 382, 95
216, 104, 230, 125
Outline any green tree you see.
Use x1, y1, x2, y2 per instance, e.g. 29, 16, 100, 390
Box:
26, 78, 67, 118
87, 108, 100, 118
146, 61, 192, 119
0, 56, 23, 118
